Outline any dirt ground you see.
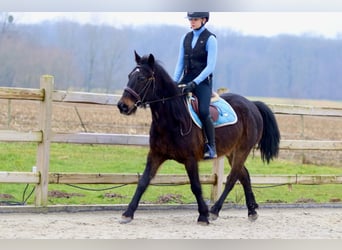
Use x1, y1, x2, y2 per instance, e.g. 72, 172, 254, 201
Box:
0, 207, 341, 239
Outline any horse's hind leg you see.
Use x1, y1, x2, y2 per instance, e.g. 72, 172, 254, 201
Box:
209, 151, 251, 220
209, 166, 239, 220
209, 154, 259, 221
239, 166, 259, 221
185, 160, 209, 225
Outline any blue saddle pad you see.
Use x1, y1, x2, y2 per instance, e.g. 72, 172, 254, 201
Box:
187, 96, 238, 128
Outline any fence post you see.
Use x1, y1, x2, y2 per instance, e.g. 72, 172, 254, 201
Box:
211, 156, 225, 203
7, 99, 11, 128
35, 75, 54, 207
300, 114, 305, 163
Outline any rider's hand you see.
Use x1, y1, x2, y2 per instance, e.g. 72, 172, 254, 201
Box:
183, 81, 196, 94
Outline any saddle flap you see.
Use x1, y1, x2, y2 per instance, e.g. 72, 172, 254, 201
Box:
190, 95, 219, 122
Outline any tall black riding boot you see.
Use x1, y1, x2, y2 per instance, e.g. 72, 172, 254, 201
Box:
202, 116, 217, 159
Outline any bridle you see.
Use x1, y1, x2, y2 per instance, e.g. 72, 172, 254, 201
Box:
123, 66, 185, 108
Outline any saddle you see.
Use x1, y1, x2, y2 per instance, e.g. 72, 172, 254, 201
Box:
187, 92, 238, 128
189, 92, 220, 122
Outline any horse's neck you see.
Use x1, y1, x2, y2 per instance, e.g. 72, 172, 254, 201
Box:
150, 97, 189, 130
150, 104, 174, 124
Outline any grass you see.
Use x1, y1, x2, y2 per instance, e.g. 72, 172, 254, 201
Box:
0, 142, 342, 206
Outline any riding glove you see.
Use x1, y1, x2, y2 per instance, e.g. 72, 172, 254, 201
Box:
183, 81, 196, 93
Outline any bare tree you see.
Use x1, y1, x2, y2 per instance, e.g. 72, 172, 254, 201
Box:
98, 27, 128, 92
0, 12, 14, 36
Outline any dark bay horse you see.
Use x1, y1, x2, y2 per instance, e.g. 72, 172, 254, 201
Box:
117, 51, 280, 225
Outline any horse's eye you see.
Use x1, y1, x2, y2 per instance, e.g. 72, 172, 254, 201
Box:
138, 76, 146, 82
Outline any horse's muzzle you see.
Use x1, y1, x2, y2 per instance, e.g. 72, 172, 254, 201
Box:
117, 101, 136, 115
117, 101, 128, 114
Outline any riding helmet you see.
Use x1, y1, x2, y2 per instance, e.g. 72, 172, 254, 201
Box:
187, 12, 209, 22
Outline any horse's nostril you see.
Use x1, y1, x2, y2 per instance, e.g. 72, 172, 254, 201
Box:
117, 102, 124, 112
118, 102, 129, 114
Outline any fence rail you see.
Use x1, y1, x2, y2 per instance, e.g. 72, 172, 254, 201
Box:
0, 76, 341, 207
1, 172, 341, 185
2, 130, 341, 150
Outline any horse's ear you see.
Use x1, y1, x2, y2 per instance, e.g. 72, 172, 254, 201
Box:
148, 54, 155, 68
134, 50, 141, 64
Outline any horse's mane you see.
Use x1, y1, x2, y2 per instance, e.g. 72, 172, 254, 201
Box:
140, 56, 190, 133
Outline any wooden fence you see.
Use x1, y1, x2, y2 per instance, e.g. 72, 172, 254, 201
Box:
0, 75, 342, 207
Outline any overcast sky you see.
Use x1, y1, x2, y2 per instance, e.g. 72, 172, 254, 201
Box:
12, 12, 342, 38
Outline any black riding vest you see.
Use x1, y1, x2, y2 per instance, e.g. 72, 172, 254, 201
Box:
181, 28, 215, 83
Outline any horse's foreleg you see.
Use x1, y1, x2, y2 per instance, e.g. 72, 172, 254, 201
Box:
185, 161, 209, 225
119, 169, 151, 224
119, 153, 164, 224
239, 166, 259, 221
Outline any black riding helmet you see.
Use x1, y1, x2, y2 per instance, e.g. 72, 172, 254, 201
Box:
187, 12, 209, 22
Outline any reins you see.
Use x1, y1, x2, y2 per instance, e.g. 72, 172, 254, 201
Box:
143, 92, 186, 106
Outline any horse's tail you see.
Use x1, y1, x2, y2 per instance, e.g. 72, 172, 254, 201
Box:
253, 101, 280, 164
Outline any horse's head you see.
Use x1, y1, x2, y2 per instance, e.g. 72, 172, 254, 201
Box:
118, 51, 156, 115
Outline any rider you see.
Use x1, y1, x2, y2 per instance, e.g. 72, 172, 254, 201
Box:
173, 12, 218, 159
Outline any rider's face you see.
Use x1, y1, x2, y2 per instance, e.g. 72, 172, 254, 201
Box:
188, 18, 205, 29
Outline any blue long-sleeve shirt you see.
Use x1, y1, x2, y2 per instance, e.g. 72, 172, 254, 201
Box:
173, 26, 217, 84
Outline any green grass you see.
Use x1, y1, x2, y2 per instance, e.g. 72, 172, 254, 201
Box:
0, 142, 342, 206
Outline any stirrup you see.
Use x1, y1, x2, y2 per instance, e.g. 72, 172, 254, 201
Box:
204, 144, 217, 159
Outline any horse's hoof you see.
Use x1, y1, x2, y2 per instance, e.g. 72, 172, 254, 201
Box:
209, 212, 218, 221
197, 220, 210, 226
119, 216, 133, 224
248, 212, 258, 222
197, 215, 210, 225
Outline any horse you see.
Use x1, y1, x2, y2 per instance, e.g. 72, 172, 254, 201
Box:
117, 51, 280, 225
